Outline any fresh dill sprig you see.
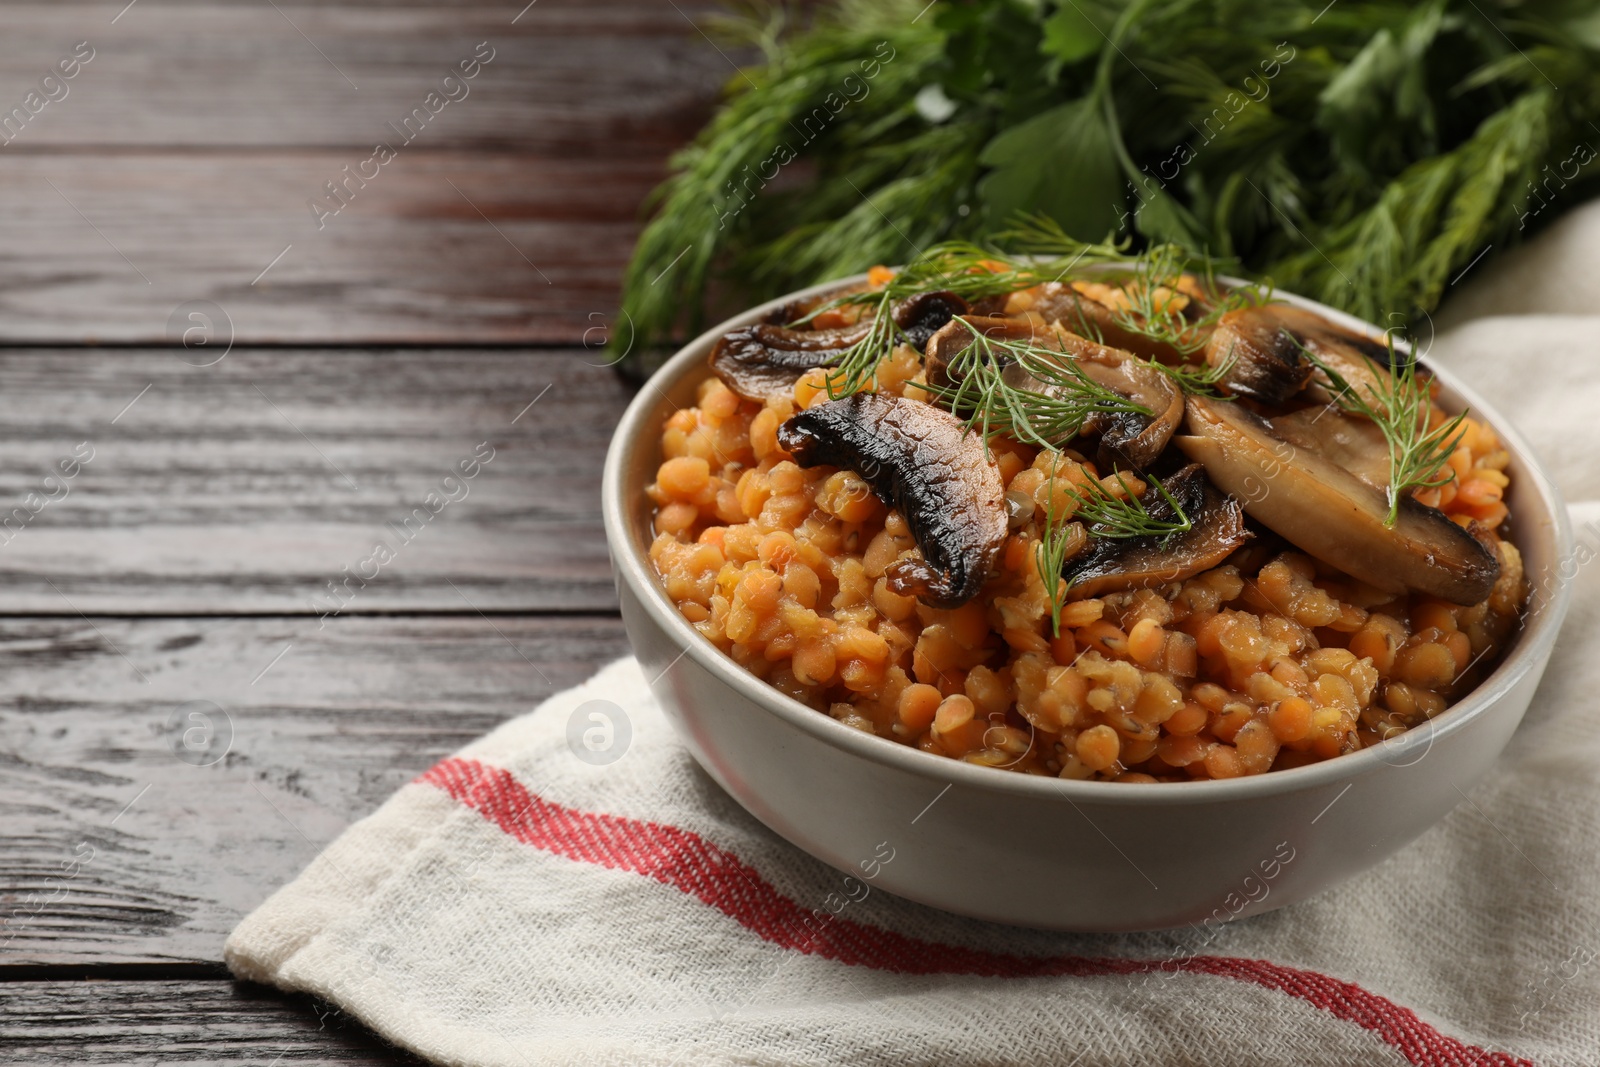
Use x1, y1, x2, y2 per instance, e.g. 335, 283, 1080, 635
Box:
851, 227, 1130, 308
925, 317, 1149, 448
1102, 244, 1267, 357
822, 290, 900, 399
1302, 339, 1468, 527
777, 239, 1096, 341
798, 223, 1269, 394
1148, 344, 1236, 397
896, 225, 1267, 363
1069, 472, 1193, 540
1109, 243, 1201, 352
1036, 462, 1194, 634
1035, 454, 1077, 638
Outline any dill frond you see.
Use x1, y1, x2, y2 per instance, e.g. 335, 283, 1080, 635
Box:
856, 227, 1129, 306
1035, 454, 1076, 638
823, 290, 900, 399
924, 317, 1150, 448
1109, 244, 1201, 352
1301, 339, 1468, 526
1069, 472, 1194, 541
1101, 244, 1266, 357
1264, 88, 1560, 323
607, 0, 946, 367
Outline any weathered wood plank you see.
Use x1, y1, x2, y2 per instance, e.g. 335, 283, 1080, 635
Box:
0, 979, 421, 1065
0, 152, 667, 344
0, 347, 637, 614
0, 1, 725, 152
0, 615, 633, 966
0, 0, 737, 345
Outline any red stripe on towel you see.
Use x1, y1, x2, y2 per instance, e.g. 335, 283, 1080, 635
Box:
419, 755, 1531, 1067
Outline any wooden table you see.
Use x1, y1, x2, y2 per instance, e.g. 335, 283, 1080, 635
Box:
0, 3, 724, 1060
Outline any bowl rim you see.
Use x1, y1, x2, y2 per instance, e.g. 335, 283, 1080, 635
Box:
602, 271, 1574, 807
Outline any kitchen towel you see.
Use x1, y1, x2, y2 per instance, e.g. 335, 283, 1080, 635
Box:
226, 204, 1600, 1067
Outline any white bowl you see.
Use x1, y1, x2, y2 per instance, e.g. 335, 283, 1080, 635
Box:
601, 275, 1573, 932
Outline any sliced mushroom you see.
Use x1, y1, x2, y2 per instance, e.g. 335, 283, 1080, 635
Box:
1025, 282, 1204, 363
1269, 405, 1391, 489
1060, 464, 1252, 599
1205, 306, 1315, 405
1176, 395, 1499, 605
923, 313, 1034, 382
776, 394, 1005, 608
1207, 303, 1400, 407
710, 322, 868, 402
896, 291, 969, 350
1271, 304, 1397, 406
710, 292, 969, 401
1056, 331, 1184, 472
924, 315, 1182, 471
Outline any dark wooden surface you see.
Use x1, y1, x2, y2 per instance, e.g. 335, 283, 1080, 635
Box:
0, 348, 631, 613
0, 2, 725, 344
1, 978, 428, 1064
2, 616, 631, 967
0, 2, 711, 1061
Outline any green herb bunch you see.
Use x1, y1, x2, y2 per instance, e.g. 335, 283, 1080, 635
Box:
611, 0, 1600, 367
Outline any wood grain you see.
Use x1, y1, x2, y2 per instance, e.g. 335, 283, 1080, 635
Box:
0, 1, 727, 152
0, 614, 632, 966
0, 152, 667, 344
0, 0, 740, 345
0, 347, 639, 614
0, 0, 720, 1056
0, 979, 422, 1065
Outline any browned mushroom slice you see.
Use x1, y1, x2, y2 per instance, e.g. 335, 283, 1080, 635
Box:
1060, 464, 1252, 599
1205, 303, 1403, 407
776, 394, 1004, 608
710, 292, 969, 401
710, 322, 862, 401
923, 315, 1182, 471
1269, 405, 1391, 489
896, 291, 970, 350
1176, 395, 1499, 605
1205, 306, 1315, 405
922, 313, 1034, 383
1026, 282, 1203, 363
1271, 304, 1397, 403
1054, 331, 1184, 472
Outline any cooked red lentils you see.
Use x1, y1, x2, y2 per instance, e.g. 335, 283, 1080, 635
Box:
648, 288, 1528, 781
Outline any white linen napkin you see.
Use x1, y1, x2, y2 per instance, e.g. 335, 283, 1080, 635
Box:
226, 208, 1600, 1067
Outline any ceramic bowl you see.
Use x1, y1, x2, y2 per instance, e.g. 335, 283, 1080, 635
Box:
601, 275, 1573, 932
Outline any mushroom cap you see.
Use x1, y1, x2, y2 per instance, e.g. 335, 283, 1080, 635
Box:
776, 393, 1006, 609
1205, 306, 1316, 405
1051, 331, 1183, 472
924, 315, 1182, 471
709, 321, 866, 401
1176, 394, 1500, 605
1060, 464, 1253, 599
709, 292, 969, 401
